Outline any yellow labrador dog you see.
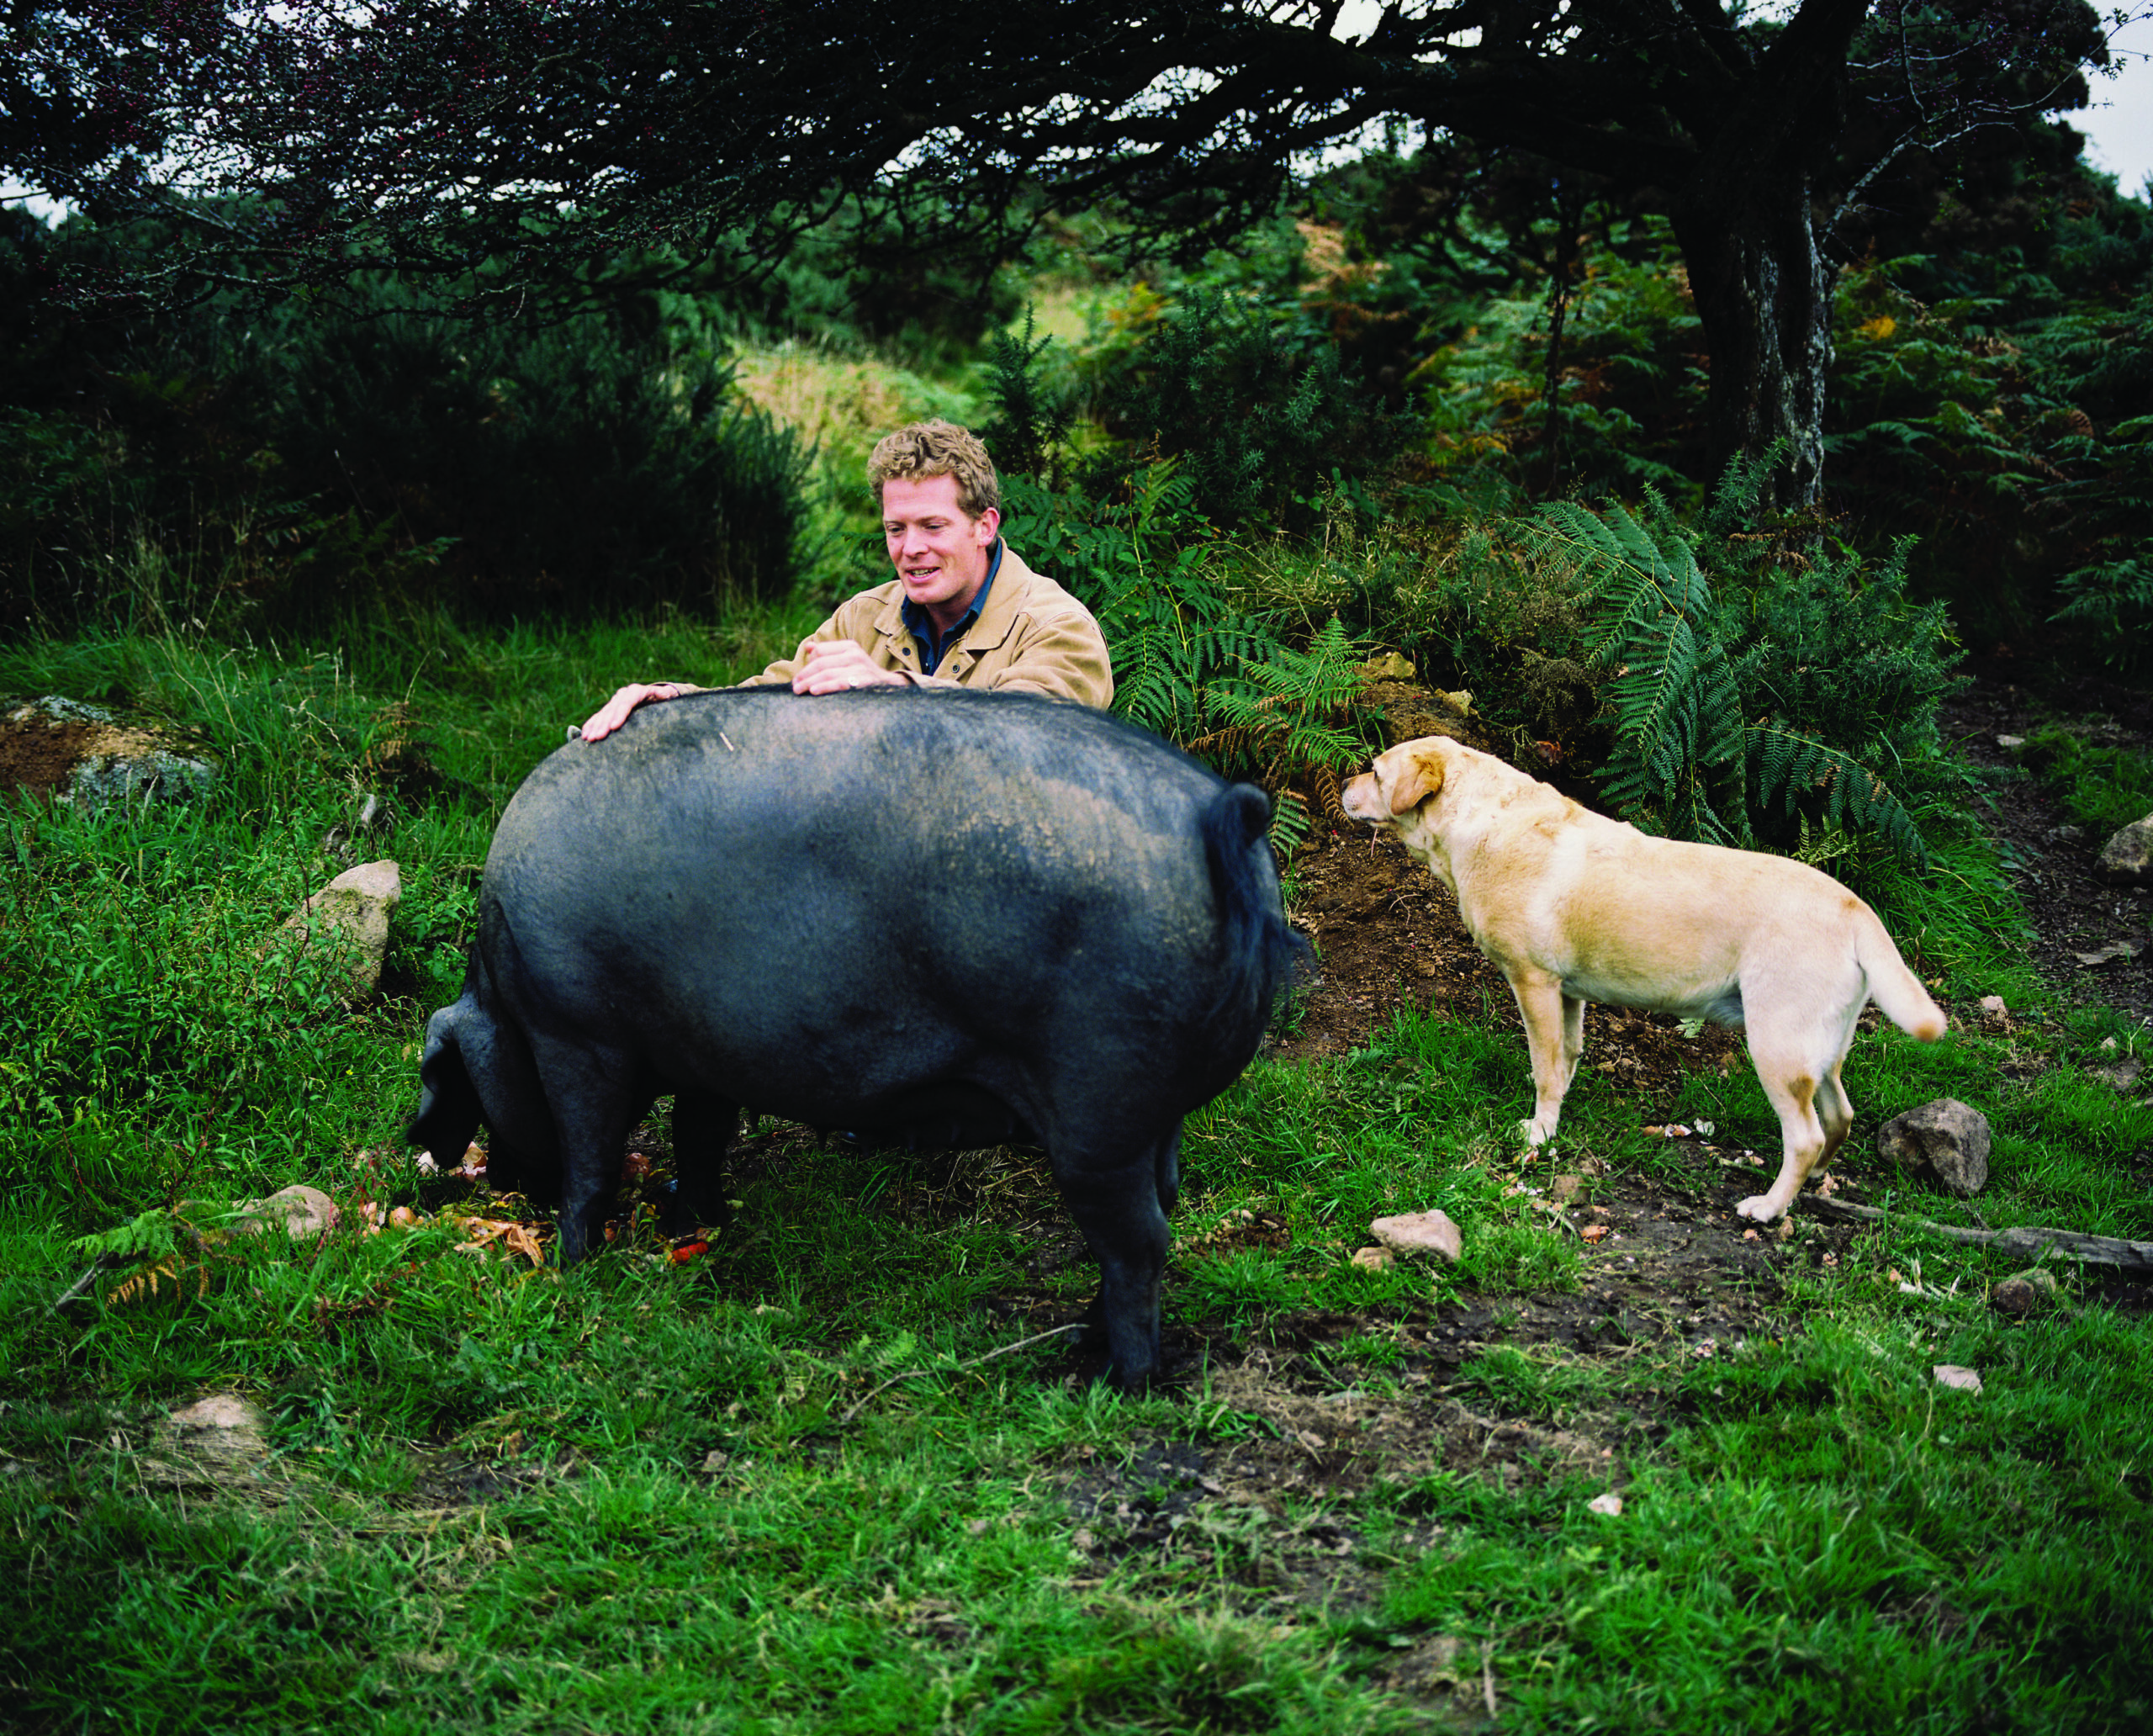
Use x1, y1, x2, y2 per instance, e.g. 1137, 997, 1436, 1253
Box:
1341, 735, 1946, 1223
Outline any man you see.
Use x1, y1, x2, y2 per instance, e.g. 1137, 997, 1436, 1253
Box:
578, 420, 1112, 739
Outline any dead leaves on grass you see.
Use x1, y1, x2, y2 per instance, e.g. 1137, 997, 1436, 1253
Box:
448, 1214, 548, 1268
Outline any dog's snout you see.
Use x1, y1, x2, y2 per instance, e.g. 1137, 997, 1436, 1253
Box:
1341, 771, 1382, 823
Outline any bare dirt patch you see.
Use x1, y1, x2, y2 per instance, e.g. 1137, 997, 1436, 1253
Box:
0, 711, 113, 801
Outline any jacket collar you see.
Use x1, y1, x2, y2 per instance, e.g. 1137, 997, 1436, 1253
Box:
874, 542, 1031, 654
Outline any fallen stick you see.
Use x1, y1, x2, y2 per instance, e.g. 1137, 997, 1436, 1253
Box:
1796, 1195, 2153, 1272
838, 1323, 1083, 1426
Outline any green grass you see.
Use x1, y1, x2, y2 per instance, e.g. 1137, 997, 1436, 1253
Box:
2019, 725, 2153, 836
1379, 1303, 2153, 1732
4, 621, 2150, 1732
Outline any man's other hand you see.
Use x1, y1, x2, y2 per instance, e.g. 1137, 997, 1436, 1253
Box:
792, 642, 907, 695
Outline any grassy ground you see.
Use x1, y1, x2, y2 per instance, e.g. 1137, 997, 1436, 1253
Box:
4, 624, 2150, 1733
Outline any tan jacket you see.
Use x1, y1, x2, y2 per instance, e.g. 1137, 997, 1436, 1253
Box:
744, 544, 1114, 707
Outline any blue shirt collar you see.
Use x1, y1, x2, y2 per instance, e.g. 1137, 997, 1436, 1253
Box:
902, 539, 1002, 676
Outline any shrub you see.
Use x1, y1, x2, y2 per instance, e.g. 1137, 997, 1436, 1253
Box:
1090, 288, 1409, 527
0, 242, 816, 637
1002, 467, 1381, 848
234, 293, 813, 619
1528, 463, 1959, 865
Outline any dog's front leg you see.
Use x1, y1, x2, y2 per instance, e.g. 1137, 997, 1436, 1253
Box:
1506, 970, 1575, 1147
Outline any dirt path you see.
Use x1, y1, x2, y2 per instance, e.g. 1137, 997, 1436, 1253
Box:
1941, 665, 2153, 1027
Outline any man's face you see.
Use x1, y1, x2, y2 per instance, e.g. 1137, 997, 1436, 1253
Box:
882, 472, 999, 628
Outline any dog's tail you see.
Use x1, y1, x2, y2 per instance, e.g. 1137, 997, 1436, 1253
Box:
1855, 907, 1947, 1041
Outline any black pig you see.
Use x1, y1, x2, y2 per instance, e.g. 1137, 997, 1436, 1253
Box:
408, 687, 1304, 1388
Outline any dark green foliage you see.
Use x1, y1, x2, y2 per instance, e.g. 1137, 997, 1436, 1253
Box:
1201, 617, 1384, 852
1820, 176, 2153, 668
1004, 468, 1374, 845
1093, 289, 1408, 527
1409, 214, 1710, 500
230, 294, 813, 620
1556, 495, 1747, 844
0, 230, 814, 637
1006, 465, 1262, 749
1535, 465, 1955, 865
2030, 284, 2153, 672
2018, 726, 2153, 835
980, 306, 1079, 486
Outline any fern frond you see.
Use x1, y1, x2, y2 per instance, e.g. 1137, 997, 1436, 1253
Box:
1745, 724, 1928, 868
1268, 787, 1314, 856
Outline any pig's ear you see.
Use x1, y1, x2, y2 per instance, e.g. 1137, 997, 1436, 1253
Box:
1389, 749, 1446, 814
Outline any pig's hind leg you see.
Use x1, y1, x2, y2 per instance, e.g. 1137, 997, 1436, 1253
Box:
1055, 1126, 1180, 1390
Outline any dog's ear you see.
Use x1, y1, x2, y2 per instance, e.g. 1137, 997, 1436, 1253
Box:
1389, 748, 1446, 814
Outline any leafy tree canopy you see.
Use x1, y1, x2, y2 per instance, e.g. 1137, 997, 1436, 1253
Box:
1, 1, 2128, 499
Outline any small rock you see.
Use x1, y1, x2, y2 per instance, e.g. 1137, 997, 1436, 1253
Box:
276, 859, 401, 998
235, 1184, 339, 1239
1990, 1268, 2061, 1317
6, 695, 219, 812
1586, 1492, 1622, 1516
1877, 1099, 1992, 1199
1992, 1267, 2060, 1318
1351, 1246, 1395, 1271
2094, 812, 2153, 884
1357, 651, 1415, 681
1932, 1365, 1983, 1394
2074, 940, 2141, 968
1976, 995, 2009, 1025
167, 1393, 267, 1463
1996, 734, 2025, 750
1370, 1209, 1463, 1263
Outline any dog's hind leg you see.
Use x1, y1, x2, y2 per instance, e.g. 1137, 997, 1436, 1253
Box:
1738, 1045, 1829, 1223
1814, 1063, 1854, 1171
1507, 969, 1576, 1147
1561, 994, 1587, 1093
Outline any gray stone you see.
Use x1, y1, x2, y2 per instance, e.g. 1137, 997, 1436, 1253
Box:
278, 860, 401, 998
166, 1393, 267, 1463
1877, 1098, 1992, 1198
66, 744, 218, 810
1370, 1209, 1463, 1262
8, 696, 218, 812
2074, 940, 2140, 968
16, 694, 114, 725
235, 1183, 339, 1240
2095, 814, 2153, 884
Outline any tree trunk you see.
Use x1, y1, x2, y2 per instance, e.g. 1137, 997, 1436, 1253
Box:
1674, 174, 1838, 510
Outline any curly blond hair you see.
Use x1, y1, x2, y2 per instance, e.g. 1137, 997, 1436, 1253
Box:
866, 420, 1000, 521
